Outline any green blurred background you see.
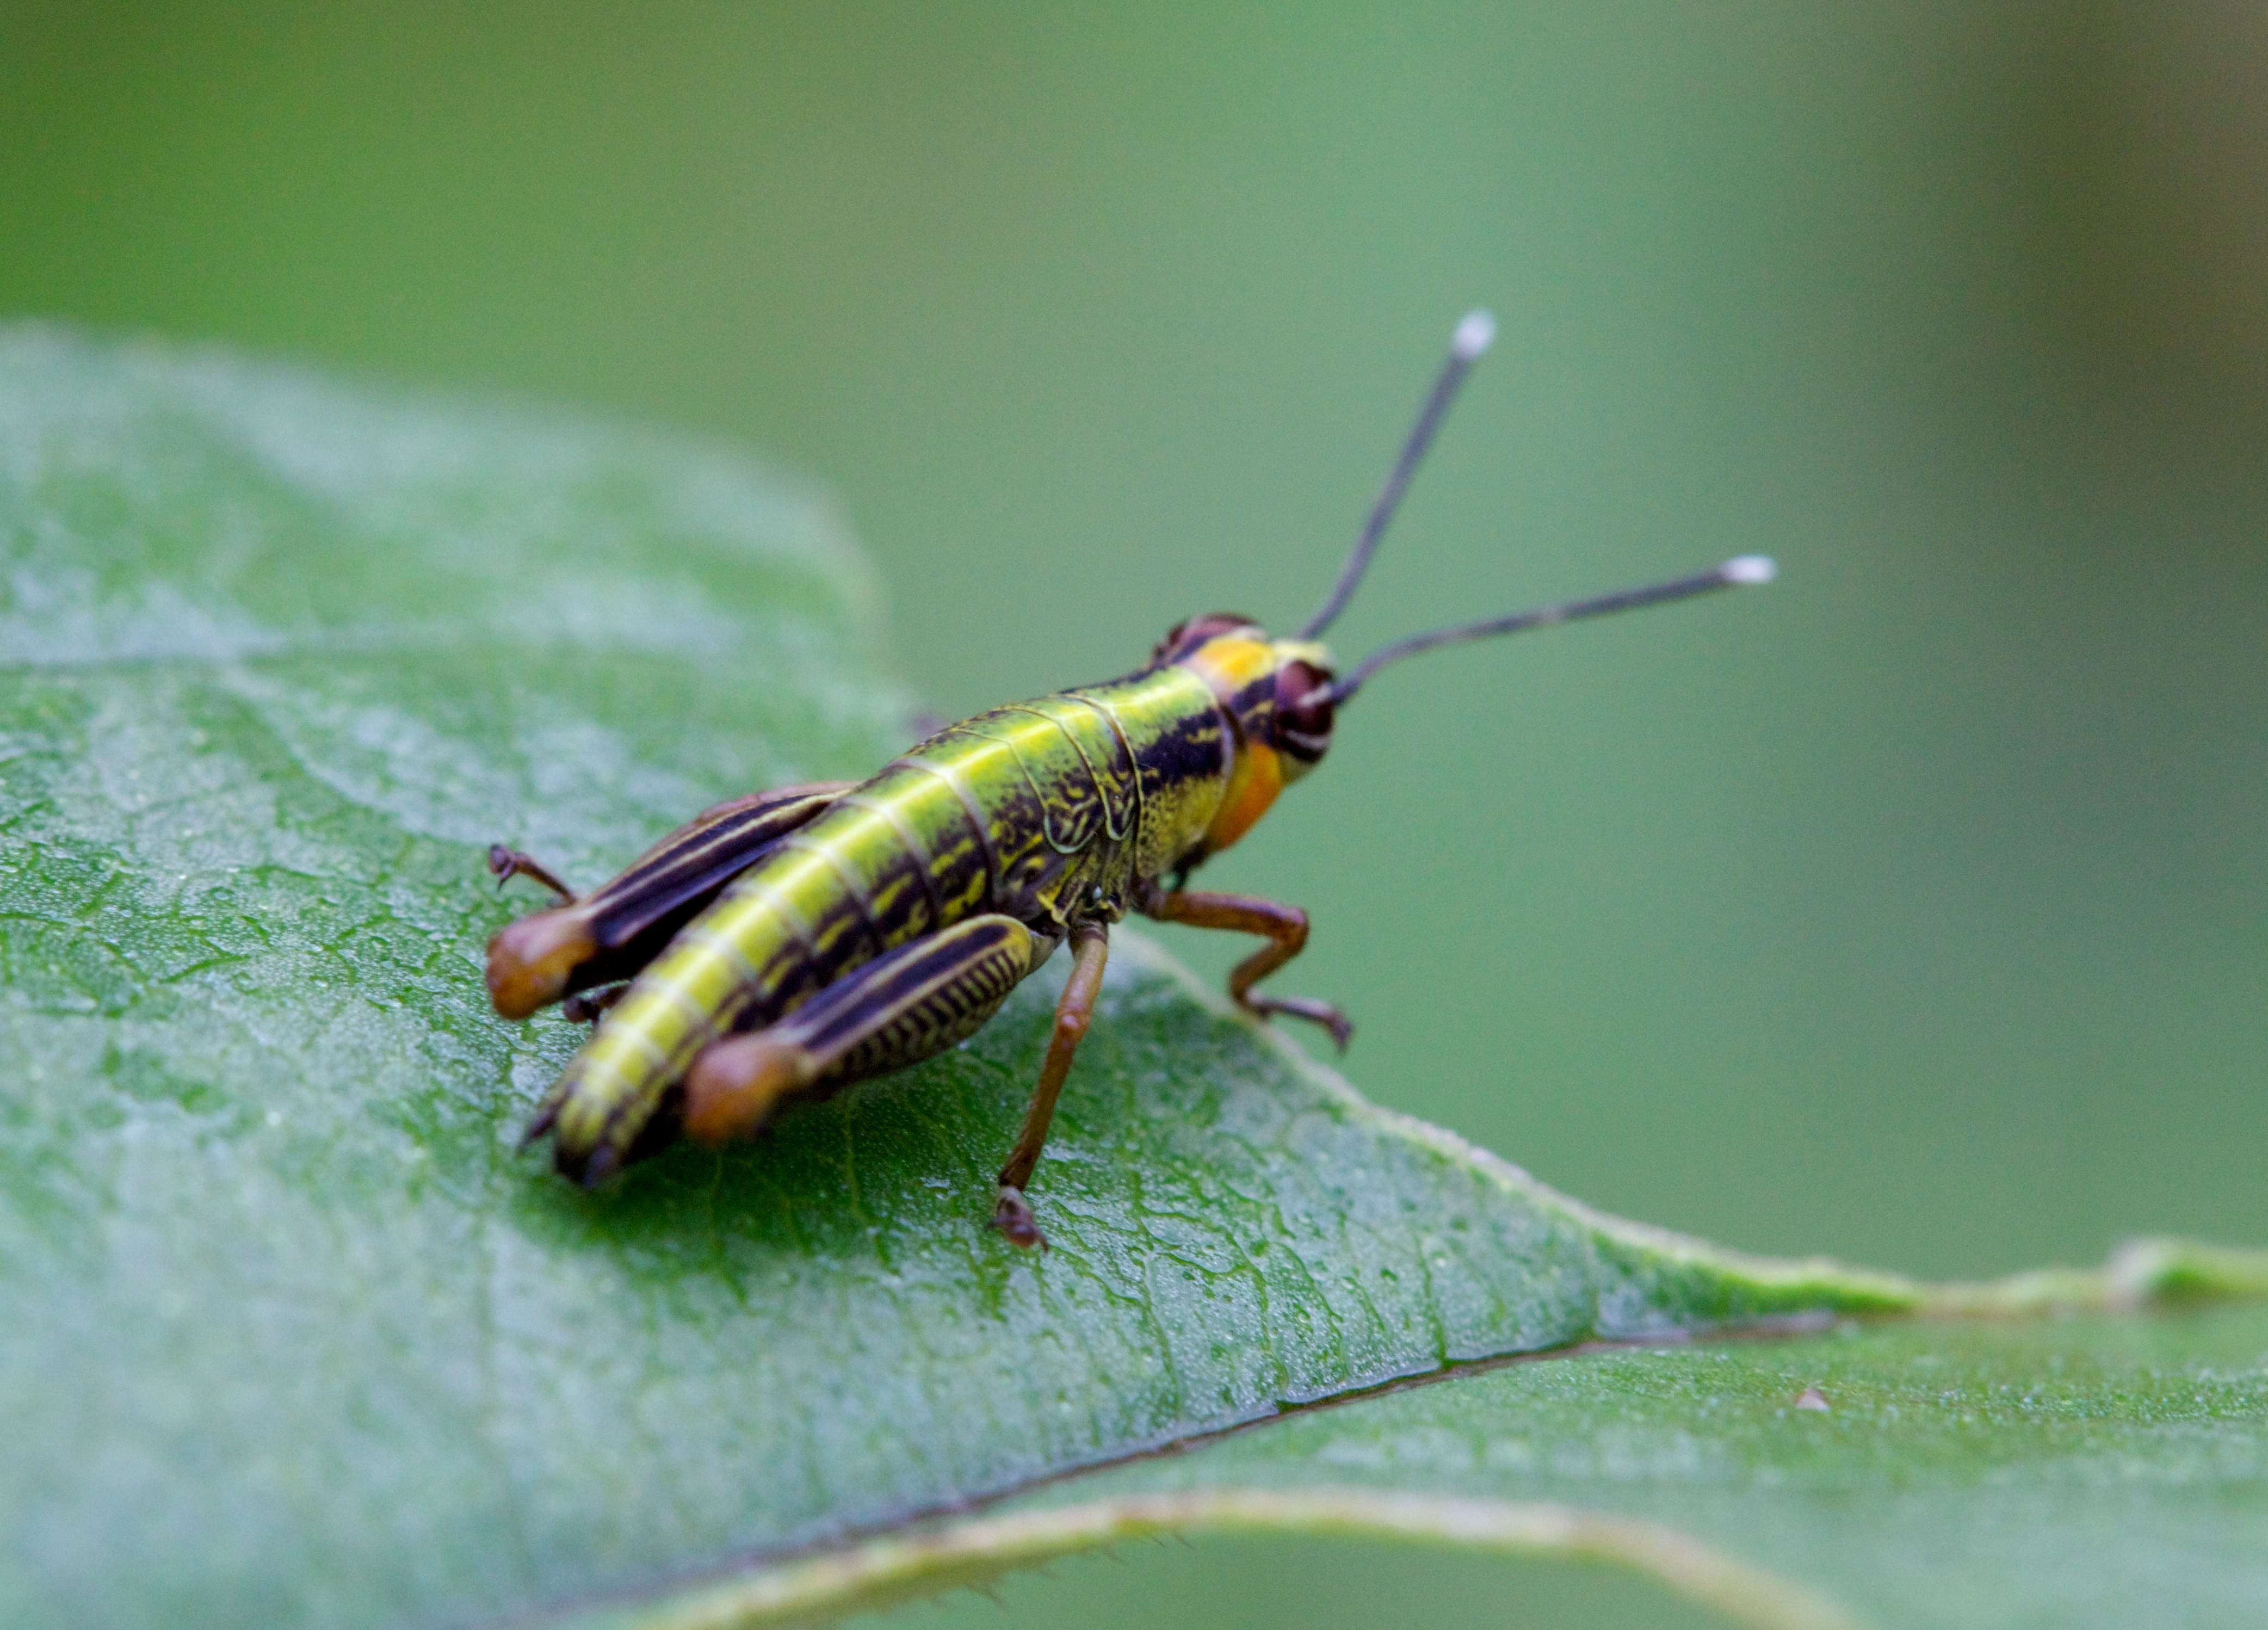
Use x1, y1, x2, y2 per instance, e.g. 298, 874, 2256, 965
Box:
4, 4, 2262, 1625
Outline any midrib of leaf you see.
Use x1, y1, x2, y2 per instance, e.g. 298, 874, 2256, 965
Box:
502, 942, 2268, 1630
559, 1490, 1868, 1630
539, 1267, 2268, 1630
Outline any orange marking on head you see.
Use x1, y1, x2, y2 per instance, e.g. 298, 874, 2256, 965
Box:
1179, 633, 1290, 855
1205, 738, 1283, 854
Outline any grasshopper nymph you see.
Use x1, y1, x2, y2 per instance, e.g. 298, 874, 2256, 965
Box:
486, 311, 1775, 1247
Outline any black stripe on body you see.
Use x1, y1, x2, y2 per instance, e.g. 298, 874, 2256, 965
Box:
1132, 706, 1232, 798
841, 789, 949, 940
917, 697, 1156, 922
779, 834, 888, 961
1060, 693, 1142, 841
696, 769, 996, 1040
998, 699, 1142, 855
536, 786, 849, 1005
720, 868, 836, 1031
897, 757, 1002, 914
584, 788, 844, 945
992, 709, 1094, 855
1078, 667, 1234, 886
784, 916, 1037, 1089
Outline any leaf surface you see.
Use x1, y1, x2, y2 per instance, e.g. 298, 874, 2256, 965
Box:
987, 1303, 2268, 1630
0, 330, 2258, 1630
571, 1305, 2268, 1630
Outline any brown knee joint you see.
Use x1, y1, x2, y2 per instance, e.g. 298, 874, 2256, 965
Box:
683, 1033, 820, 1146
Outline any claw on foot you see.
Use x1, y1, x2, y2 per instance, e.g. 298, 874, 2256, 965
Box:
1247, 996, 1354, 1054
486, 844, 577, 905
992, 1184, 1048, 1251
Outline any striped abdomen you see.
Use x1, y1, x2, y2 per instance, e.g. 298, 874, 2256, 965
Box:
541, 670, 1228, 1177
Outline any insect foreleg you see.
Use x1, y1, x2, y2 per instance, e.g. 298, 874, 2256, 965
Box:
993, 921, 1108, 1251
1142, 888, 1352, 1050
682, 913, 1047, 1147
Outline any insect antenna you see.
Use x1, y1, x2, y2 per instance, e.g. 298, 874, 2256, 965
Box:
1299, 309, 1498, 640
1325, 555, 1776, 705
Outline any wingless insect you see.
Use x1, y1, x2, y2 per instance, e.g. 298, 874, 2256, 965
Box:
486, 312, 1775, 1247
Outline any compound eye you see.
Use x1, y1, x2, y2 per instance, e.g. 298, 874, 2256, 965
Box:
1272, 659, 1336, 765
1154, 612, 1259, 665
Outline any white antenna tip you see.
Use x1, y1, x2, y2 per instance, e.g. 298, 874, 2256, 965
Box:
1721, 554, 1777, 585
1451, 309, 1497, 361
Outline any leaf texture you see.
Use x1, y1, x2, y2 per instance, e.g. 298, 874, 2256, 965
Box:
0, 330, 2256, 1630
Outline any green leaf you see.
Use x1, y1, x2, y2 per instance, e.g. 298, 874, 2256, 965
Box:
567, 1304, 2268, 1630
2, 329, 2260, 1630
